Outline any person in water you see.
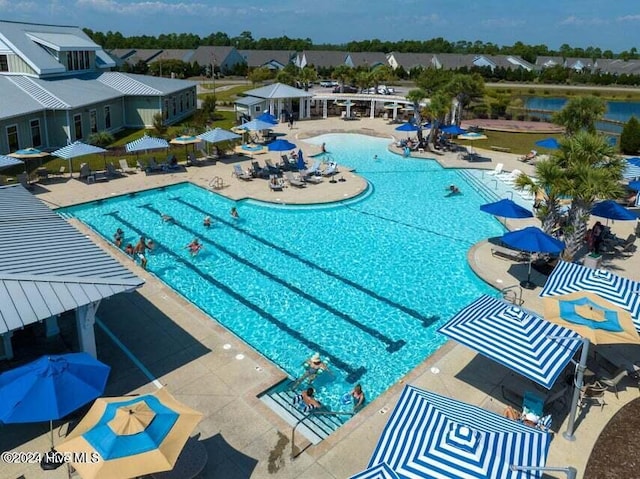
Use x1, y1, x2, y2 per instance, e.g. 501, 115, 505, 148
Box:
186, 238, 202, 256
292, 353, 328, 389
113, 228, 124, 248
134, 236, 154, 269
350, 384, 366, 412
230, 207, 239, 218
203, 216, 212, 228
446, 184, 461, 196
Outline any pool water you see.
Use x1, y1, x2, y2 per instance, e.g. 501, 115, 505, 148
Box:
60, 134, 504, 412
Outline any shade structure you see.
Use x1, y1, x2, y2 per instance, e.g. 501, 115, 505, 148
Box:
0, 155, 24, 170
543, 291, 640, 345
0, 353, 110, 448
239, 118, 276, 131
169, 135, 201, 146
628, 180, 640, 191
591, 200, 637, 221
395, 122, 420, 132
441, 124, 467, 135
197, 128, 241, 144
384, 103, 401, 110
8, 147, 49, 159
350, 462, 400, 479
126, 135, 169, 153
534, 138, 560, 150
268, 139, 297, 152
52, 142, 107, 160
501, 226, 565, 289
439, 295, 581, 389
623, 158, 640, 180
256, 112, 278, 124
458, 132, 488, 141
540, 260, 640, 333
480, 199, 533, 219
367, 385, 551, 479
57, 388, 202, 479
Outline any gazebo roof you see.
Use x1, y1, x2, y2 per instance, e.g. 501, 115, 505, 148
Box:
243, 82, 313, 99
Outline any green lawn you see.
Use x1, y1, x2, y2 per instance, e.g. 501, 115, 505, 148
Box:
487, 85, 640, 102
456, 131, 564, 155
198, 84, 255, 103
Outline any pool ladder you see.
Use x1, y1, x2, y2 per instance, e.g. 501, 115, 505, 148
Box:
500, 284, 524, 306
209, 176, 224, 190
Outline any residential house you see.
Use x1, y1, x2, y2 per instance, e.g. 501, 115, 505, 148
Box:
189, 46, 245, 74
296, 50, 352, 69
0, 20, 196, 154
239, 49, 296, 70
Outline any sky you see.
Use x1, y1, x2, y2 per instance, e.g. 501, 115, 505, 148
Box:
1, 0, 640, 52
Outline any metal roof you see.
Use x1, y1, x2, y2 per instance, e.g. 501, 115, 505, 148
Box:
97, 72, 195, 96
0, 76, 45, 118
0, 185, 143, 335
25, 32, 99, 51
243, 82, 313, 99
235, 96, 266, 106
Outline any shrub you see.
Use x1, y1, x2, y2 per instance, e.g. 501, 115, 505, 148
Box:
152, 112, 167, 135
527, 88, 535, 94
620, 116, 640, 155
88, 131, 114, 147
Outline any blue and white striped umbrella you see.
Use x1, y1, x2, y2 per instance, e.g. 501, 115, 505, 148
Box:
196, 128, 241, 144
350, 463, 400, 479
368, 385, 551, 479
52, 141, 106, 159
540, 261, 640, 332
623, 158, 640, 180
0, 155, 24, 170
239, 118, 276, 131
439, 295, 581, 389
125, 135, 169, 153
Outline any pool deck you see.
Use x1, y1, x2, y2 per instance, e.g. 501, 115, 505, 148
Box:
4, 117, 640, 479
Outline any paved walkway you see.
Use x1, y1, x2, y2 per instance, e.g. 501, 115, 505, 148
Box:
3, 117, 639, 479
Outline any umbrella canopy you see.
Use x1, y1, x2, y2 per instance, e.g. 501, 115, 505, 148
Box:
383, 103, 401, 110
395, 122, 420, 132
197, 128, 241, 144
169, 135, 201, 146
501, 226, 565, 289
0, 155, 24, 170
52, 141, 106, 159
480, 199, 534, 219
239, 118, 276, 131
591, 200, 637, 221
367, 385, 550, 479
256, 112, 278, 124
268, 139, 297, 151
534, 138, 561, 150
126, 135, 169, 153
439, 295, 581, 389
458, 132, 488, 141
441, 124, 467, 135
57, 388, 202, 479
628, 180, 640, 191
540, 260, 640, 333
350, 462, 400, 479
543, 291, 640, 345
8, 147, 49, 159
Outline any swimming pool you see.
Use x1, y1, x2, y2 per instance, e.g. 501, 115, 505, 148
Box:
60, 134, 504, 413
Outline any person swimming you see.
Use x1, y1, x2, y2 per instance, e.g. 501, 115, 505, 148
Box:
113, 228, 124, 248
446, 184, 461, 196
230, 207, 239, 218
203, 216, 212, 228
186, 238, 202, 256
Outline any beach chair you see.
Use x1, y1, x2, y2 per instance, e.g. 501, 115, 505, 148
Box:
147, 157, 166, 172
79, 163, 92, 180
136, 159, 146, 171
53, 165, 66, 177
232, 164, 252, 181
118, 159, 133, 174
250, 161, 269, 179
322, 162, 338, 177
284, 171, 306, 188
599, 368, 630, 399
264, 159, 280, 174
106, 162, 123, 177
268, 174, 284, 191
487, 163, 504, 176
303, 160, 321, 177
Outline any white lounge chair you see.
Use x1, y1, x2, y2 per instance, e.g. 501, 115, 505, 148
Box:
322, 162, 338, 177
232, 164, 252, 181
284, 171, 306, 188
487, 163, 504, 176
119, 159, 133, 173
499, 169, 523, 185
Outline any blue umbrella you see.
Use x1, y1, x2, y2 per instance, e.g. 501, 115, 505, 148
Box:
628, 181, 640, 192
480, 199, 533, 219
0, 353, 110, 447
439, 295, 581, 389
239, 119, 276, 131
535, 138, 561, 150
197, 127, 241, 144
256, 112, 278, 125
296, 150, 306, 170
592, 200, 637, 222
624, 159, 640, 180
350, 463, 400, 479
441, 124, 467, 135
268, 139, 297, 152
366, 385, 551, 479
125, 135, 169, 153
0, 154, 24, 171
501, 226, 565, 289
395, 122, 420, 132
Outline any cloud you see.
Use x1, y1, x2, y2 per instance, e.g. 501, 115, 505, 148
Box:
0, 0, 39, 12
559, 15, 607, 26
481, 18, 525, 28
74, 0, 231, 16
617, 15, 640, 22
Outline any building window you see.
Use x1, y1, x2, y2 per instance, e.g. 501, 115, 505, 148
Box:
74, 114, 83, 140
104, 106, 111, 129
6, 125, 19, 152
185, 93, 190, 110
30, 119, 42, 147
67, 52, 72, 70
163, 100, 169, 120
0, 55, 8, 72
172, 98, 177, 116
180, 95, 184, 112
84, 51, 90, 69
73, 51, 79, 70
79, 51, 85, 70
90, 110, 97, 133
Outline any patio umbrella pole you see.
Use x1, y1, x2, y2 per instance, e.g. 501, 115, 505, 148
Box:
521, 254, 535, 289
563, 337, 590, 441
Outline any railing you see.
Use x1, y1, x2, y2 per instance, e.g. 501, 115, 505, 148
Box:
505, 190, 513, 200
500, 284, 524, 306
490, 179, 498, 191
290, 410, 354, 459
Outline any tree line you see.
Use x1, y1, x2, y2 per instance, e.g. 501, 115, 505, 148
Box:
83, 29, 639, 64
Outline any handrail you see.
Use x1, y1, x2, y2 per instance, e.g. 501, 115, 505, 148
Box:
490, 179, 498, 190
291, 409, 355, 459
505, 191, 513, 200
500, 284, 524, 306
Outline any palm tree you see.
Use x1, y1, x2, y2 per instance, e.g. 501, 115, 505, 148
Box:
552, 96, 606, 136
333, 65, 353, 93
406, 88, 426, 141
424, 91, 452, 148
444, 73, 484, 125
297, 66, 317, 91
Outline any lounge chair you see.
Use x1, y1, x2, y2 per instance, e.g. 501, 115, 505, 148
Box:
79, 163, 108, 183
232, 164, 252, 181
322, 161, 338, 177
487, 163, 504, 176
599, 369, 630, 399
165, 154, 179, 170
280, 154, 296, 171
147, 157, 166, 173
136, 159, 146, 171
118, 159, 133, 174
268, 174, 284, 191
499, 169, 523, 185
284, 171, 306, 188
53, 165, 66, 177
250, 161, 269, 179
491, 244, 528, 262
186, 153, 206, 167
264, 159, 280, 174
579, 382, 607, 410
614, 234, 637, 256
106, 162, 123, 178
303, 160, 321, 177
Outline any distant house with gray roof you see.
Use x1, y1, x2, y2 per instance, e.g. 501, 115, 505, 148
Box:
239, 50, 295, 70
386, 52, 435, 70
594, 58, 640, 75
296, 50, 352, 69
349, 52, 388, 69
190, 46, 245, 73
0, 20, 196, 154
147, 49, 195, 64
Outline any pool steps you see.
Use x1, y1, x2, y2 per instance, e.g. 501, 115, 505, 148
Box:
259, 382, 346, 444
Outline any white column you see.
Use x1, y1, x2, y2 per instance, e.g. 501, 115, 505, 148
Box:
298, 99, 304, 120
393, 106, 398, 121
45, 315, 60, 338
75, 301, 100, 358
306, 98, 311, 119
370, 100, 375, 119
323, 100, 328, 119
1, 332, 14, 360
346, 103, 352, 118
